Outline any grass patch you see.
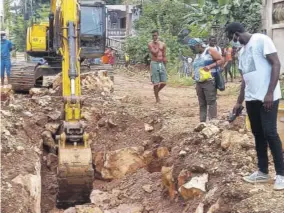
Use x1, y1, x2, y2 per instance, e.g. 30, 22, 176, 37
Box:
168, 74, 195, 87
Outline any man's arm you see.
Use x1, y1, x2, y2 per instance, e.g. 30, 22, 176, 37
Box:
263, 36, 280, 110
264, 53, 281, 110
207, 48, 224, 69
233, 73, 245, 114
148, 43, 159, 55
9, 41, 13, 51
162, 43, 167, 63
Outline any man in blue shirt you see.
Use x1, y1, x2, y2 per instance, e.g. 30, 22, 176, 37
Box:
1, 31, 13, 85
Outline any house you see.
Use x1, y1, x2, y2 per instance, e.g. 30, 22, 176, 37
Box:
262, 0, 284, 73
106, 5, 141, 39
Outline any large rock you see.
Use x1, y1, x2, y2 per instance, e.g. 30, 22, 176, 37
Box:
93, 147, 146, 179
29, 88, 49, 96
41, 131, 56, 151
45, 122, 60, 134
156, 147, 170, 159
11, 161, 41, 213
161, 166, 176, 200
81, 71, 113, 93
90, 190, 117, 209
194, 123, 207, 132
221, 130, 252, 150
201, 125, 220, 139
179, 174, 208, 200
1, 84, 13, 102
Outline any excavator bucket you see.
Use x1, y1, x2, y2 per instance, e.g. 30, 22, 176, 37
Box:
56, 145, 94, 208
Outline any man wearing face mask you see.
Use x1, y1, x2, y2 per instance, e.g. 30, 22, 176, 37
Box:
1, 31, 13, 85
225, 22, 284, 190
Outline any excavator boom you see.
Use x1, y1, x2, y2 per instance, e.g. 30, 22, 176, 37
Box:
54, 0, 94, 208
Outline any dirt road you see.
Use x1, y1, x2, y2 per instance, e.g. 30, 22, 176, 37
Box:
2, 69, 284, 213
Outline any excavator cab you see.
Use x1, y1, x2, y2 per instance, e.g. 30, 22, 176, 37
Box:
79, 1, 106, 59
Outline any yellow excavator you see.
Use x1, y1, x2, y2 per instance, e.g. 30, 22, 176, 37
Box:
10, 0, 108, 208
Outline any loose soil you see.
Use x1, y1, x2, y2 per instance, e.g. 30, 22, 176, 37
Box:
1, 68, 284, 213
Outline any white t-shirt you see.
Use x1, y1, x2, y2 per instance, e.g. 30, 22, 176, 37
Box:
238, 33, 282, 102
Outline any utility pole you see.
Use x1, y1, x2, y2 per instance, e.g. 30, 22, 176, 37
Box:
125, 0, 130, 36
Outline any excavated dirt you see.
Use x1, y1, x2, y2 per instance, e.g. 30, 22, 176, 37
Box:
1, 69, 284, 213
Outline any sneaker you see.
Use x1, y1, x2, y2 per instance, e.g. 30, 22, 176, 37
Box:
243, 171, 270, 183
274, 175, 284, 190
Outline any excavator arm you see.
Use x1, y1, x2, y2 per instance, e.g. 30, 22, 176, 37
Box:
54, 0, 93, 208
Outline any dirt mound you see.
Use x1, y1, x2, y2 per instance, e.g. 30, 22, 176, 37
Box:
2, 71, 284, 213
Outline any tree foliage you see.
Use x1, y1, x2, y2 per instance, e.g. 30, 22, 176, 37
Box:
125, 0, 192, 64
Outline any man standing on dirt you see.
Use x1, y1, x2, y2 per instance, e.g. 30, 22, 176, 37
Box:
1, 31, 13, 85
226, 22, 284, 190
148, 30, 167, 103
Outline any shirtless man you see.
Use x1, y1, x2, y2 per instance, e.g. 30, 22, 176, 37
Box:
148, 30, 167, 103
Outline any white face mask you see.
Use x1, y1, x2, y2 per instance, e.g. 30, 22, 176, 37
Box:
1, 35, 6, 40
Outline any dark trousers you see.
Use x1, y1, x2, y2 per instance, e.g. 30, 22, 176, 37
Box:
246, 100, 284, 175
196, 80, 217, 122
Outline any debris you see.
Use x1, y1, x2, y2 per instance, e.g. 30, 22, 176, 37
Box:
143, 150, 154, 165
76, 205, 104, 213
107, 118, 117, 128
11, 162, 41, 213
90, 190, 117, 209
179, 150, 187, 157
144, 123, 154, 132
64, 207, 76, 213
161, 166, 176, 200
9, 104, 22, 112
221, 130, 252, 150
46, 153, 58, 172
29, 88, 48, 96
35, 115, 48, 127
16, 146, 25, 151
194, 123, 207, 132
1, 110, 12, 117
41, 131, 56, 151
201, 125, 220, 139
45, 123, 60, 135
105, 203, 144, 213
178, 169, 192, 188
98, 118, 106, 127
156, 147, 170, 159
22, 111, 33, 117
179, 174, 208, 200
207, 198, 220, 213
48, 110, 61, 121
190, 164, 207, 173
93, 147, 146, 179
142, 184, 153, 193
195, 203, 204, 213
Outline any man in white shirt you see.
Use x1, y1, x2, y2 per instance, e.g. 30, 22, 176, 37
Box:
225, 22, 284, 190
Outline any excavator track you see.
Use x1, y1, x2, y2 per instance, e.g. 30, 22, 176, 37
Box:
10, 64, 36, 92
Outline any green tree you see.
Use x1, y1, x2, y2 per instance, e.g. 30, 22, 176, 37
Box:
125, 0, 191, 64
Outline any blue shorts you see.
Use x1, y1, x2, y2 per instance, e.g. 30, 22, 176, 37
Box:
1, 59, 11, 78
